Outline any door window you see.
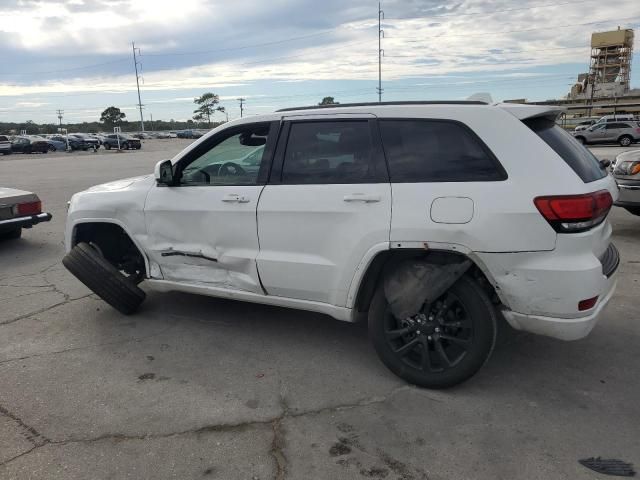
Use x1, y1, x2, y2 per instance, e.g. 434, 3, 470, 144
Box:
281, 121, 384, 184
178, 124, 271, 186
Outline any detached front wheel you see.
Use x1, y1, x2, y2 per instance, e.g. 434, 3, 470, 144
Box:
63, 242, 145, 314
369, 275, 496, 389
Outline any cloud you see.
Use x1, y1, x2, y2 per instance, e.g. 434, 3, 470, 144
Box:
0, 0, 638, 122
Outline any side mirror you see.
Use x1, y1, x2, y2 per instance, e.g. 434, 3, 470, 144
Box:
599, 159, 611, 170
155, 159, 176, 186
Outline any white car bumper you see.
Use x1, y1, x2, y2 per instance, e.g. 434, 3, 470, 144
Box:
500, 275, 617, 341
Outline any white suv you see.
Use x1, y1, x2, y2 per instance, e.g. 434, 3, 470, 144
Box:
64, 101, 619, 388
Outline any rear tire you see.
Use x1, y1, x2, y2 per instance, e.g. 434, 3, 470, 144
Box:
624, 206, 640, 216
104, 143, 111, 150
619, 135, 633, 147
575, 136, 586, 144
368, 275, 497, 389
63, 242, 145, 315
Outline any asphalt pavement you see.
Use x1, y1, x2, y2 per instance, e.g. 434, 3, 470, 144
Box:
0, 139, 639, 480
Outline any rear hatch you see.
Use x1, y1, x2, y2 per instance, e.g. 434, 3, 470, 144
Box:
500, 104, 617, 262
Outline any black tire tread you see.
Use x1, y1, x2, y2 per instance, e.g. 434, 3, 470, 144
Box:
63, 242, 145, 314
369, 274, 497, 389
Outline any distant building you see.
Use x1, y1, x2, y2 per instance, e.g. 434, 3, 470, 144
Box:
568, 27, 634, 100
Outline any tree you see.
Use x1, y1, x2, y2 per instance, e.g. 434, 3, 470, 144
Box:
100, 107, 126, 127
319, 96, 339, 106
193, 92, 225, 127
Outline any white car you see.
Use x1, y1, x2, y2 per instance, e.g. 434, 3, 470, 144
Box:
63, 101, 619, 388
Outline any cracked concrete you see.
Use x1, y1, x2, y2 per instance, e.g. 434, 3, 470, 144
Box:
1, 142, 639, 479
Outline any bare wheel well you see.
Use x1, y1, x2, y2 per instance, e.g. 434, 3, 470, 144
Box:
73, 223, 146, 280
353, 249, 500, 320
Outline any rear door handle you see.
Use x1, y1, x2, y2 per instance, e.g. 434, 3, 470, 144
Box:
343, 194, 381, 203
222, 194, 250, 203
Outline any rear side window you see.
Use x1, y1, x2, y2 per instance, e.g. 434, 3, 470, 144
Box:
0, 136, 7, 141
379, 120, 506, 182
525, 117, 605, 183
282, 121, 385, 184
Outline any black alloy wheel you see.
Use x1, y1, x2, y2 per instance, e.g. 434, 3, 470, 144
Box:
369, 275, 496, 389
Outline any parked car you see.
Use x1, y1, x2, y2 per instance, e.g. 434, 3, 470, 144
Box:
0, 187, 52, 239
574, 120, 596, 132
102, 134, 141, 150
63, 101, 619, 388
611, 149, 640, 216
0, 135, 11, 155
573, 121, 640, 146
46, 138, 68, 151
49, 135, 87, 151
177, 129, 203, 139
11, 136, 49, 154
69, 133, 100, 150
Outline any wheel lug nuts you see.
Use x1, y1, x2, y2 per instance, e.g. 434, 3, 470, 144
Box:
427, 336, 432, 341
416, 330, 421, 335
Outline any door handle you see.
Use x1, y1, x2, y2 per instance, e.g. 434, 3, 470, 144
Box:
222, 194, 250, 203
343, 194, 381, 203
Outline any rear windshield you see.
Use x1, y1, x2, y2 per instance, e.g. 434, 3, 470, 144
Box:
524, 117, 606, 183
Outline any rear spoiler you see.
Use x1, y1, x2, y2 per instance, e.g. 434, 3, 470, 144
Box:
496, 103, 565, 122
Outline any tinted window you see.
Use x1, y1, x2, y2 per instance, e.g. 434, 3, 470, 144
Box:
282, 121, 383, 184
0, 136, 7, 141
379, 120, 505, 182
525, 117, 605, 183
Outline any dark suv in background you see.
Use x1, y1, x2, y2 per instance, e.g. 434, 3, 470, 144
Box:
103, 134, 141, 150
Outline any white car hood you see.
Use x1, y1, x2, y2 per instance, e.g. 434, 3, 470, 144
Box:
86, 174, 154, 193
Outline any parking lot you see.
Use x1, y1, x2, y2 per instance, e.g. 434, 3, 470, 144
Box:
1, 139, 639, 479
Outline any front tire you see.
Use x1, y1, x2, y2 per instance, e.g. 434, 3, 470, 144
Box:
104, 143, 111, 150
575, 136, 586, 145
63, 242, 145, 315
368, 275, 497, 389
619, 135, 633, 147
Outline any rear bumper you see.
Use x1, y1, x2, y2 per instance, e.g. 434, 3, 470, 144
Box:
0, 212, 52, 231
501, 274, 617, 341
614, 183, 640, 207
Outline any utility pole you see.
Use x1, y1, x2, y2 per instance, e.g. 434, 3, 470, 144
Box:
132, 41, 145, 132
56, 109, 64, 127
150, 113, 153, 132
377, 2, 384, 102
238, 98, 245, 118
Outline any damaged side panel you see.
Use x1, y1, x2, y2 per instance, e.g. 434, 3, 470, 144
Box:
383, 257, 472, 319
143, 185, 266, 294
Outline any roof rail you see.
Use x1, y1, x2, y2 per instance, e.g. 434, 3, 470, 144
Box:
276, 100, 488, 112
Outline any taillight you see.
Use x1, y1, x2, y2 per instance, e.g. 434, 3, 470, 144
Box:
16, 201, 42, 216
534, 190, 612, 233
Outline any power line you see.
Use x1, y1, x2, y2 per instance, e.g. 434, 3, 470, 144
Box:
0, 58, 129, 77
391, 16, 640, 41
384, 0, 599, 20
132, 41, 145, 132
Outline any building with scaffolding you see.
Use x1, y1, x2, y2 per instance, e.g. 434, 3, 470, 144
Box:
569, 27, 634, 99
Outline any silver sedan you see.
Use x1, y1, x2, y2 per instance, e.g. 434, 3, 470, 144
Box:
0, 187, 52, 239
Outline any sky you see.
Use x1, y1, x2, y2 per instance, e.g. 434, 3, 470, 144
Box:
0, 0, 639, 124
